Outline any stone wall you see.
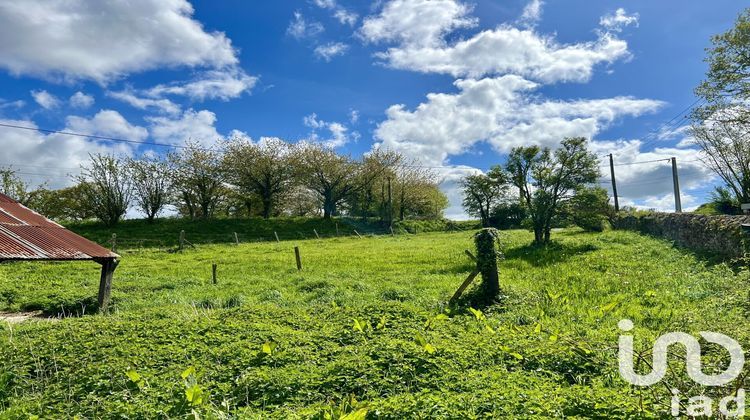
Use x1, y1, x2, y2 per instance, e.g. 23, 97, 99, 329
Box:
613, 212, 750, 258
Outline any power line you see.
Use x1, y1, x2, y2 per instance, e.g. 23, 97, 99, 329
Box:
0, 122, 201, 150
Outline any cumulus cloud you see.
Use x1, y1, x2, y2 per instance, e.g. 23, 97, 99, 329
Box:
31, 90, 60, 110
360, 0, 629, 83
314, 42, 350, 61
147, 109, 223, 146
69, 91, 95, 109
144, 67, 257, 101
374, 75, 664, 166
303, 113, 351, 148
0, 0, 238, 83
287, 11, 324, 39
600, 8, 639, 32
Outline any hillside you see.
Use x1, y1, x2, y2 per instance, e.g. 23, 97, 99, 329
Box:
0, 229, 746, 417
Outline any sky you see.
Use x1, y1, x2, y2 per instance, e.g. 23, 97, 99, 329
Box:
0, 0, 745, 219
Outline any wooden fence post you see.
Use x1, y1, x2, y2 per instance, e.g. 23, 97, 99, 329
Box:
314, 229, 320, 239
274, 231, 280, 243
234, 232, 239, 246
390, 226, 395, 237
475, 228, 501, 300
97, 258, 119, 313
294, 246, 302, 270
179, 230, 185, 251
354, 230, 362, 239
335, 223, 339, 236
212, 263, 218, 284
111, 233, 117, 252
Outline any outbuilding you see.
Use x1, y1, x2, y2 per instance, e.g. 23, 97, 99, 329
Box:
0, 193, 119, 311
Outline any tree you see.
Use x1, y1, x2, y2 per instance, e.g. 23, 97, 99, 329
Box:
127, 156, 172, 223
690, 116, 750, 206
169, 143, 225, 220
394, 162, 447, 221
77, 154, 131, 226
0, 168, 30, 203
223, 137, 298, 219
567, 186, 611, 232
297, 144, 358, 219
691, 9, 750, 206
693, 9, 750, 124
461, 166, 509, 227
506, 137, 599, 245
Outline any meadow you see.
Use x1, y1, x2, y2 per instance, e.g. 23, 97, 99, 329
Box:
0, 223, 747, 418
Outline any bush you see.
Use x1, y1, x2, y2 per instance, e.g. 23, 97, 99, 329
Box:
568, 187, 612, 232
489, 203, 527, 229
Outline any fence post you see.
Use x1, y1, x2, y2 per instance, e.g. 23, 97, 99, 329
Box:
314, 229, 320, 239
335, 223, 339, 236
274, 231, 280, 243
234, 232, 239, 246
354, 230, 362, 239
294, 246, 302, 270
111, 233, 117, 253
179, 230, 185, 251
212, 263, 218, 284
390, 226, 395, 237
475, 228, 501, 300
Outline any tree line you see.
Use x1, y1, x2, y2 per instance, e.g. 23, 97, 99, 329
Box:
1, 138, 448, 226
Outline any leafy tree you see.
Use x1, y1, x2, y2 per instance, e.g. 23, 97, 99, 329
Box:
77, 154, 132, 226
694, 9, 750, 124
489, 203, 527, 230
127, 156, 172, 223
169, 142, 225, 220
691, 9, 750, 206
567, 186, 611, 232
461, 166, 509, 227
298, 144, 358, 219
506, 137, 599, 245
394, 163, 447, 221
223, 137, 299, 219
0, 168, 30, 203
25, 185, 93, 221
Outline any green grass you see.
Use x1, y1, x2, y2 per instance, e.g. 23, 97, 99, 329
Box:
0, 228, 748, 418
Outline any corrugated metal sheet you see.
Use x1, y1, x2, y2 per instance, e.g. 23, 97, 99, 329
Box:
0, 193, 117, 261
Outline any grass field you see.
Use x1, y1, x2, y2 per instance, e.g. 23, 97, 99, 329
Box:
0, 226, 748, 418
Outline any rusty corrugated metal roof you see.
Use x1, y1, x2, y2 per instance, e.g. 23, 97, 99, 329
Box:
0, 193, 118, 261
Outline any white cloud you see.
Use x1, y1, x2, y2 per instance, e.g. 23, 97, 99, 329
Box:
147, 109, 222, 146
0, 112, 141, 189
360, 0, 630, 83
518, 0, 544, 27
108, 90, 182, 115
374, 75, 664, 166
31, 90, 60, 110
600, 8, 639, 32
0, 0, 238, 83
360, 0, 477, 48
303, 113, 351, 148
334, 9, 359, 26
314, 42, 350, 61
349, 109, 360, 124
69, 91, 95, 109
287, 11, 324, 39
313, 0, 359, 26
144, 67, 257, 101
0, 99, 25, 110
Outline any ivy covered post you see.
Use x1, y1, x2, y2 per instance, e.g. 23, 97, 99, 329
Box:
474, 228, 501, 299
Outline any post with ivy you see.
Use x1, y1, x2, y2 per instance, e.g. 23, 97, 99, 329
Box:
474, 228, 501, 299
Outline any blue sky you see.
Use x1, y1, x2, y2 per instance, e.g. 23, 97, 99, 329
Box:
0, 0, 745, 218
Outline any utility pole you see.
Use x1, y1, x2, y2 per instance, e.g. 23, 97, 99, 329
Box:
609, 154, 619, 212
671, 157, 682, 213
387, 176, 393, 225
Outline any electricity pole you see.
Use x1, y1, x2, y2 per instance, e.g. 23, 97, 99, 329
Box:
671, 157, 682, 213
609, 154, 619, 212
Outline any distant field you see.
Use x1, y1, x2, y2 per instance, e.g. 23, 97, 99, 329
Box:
0, 228, 747, 418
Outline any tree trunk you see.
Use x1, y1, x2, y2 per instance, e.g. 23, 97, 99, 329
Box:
533, 225, 544, 245
474, 228, 501, 300
262, 197, 272, 219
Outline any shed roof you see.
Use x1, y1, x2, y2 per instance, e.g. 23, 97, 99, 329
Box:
0, 193, 117, 261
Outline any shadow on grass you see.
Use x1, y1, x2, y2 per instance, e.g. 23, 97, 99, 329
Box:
20, 296, 101, 318
503, 241, 599, 267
